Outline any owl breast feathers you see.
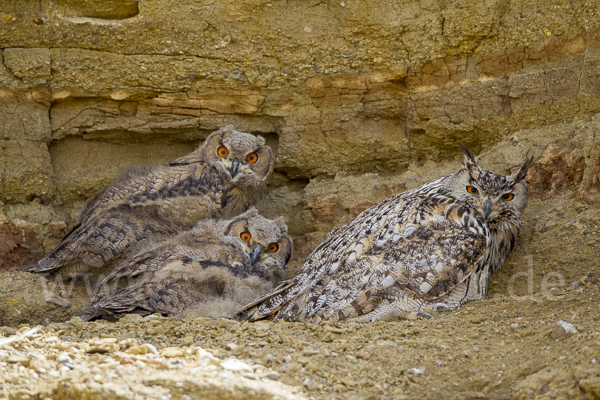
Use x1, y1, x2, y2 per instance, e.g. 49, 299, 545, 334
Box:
77, 207, 292, 321
237, 145, 534, 323
23, 126, 274, 285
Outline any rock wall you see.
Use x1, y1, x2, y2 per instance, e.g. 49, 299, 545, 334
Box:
1, 0, 600, 273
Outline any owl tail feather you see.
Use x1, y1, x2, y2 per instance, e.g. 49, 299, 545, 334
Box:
234, 280, 296, 322
22, 240, 75, 273
76, 289, 154, 321
76, 304, 128, 322
22, 221, 85, 273
76, 305, 104, 322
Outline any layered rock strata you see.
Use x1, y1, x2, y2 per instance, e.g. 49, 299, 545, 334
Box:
0, 0, 599, 274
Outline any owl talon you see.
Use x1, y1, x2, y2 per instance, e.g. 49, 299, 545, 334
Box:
432, 302, 450, 311
423, 302, 451, 315
280, 312, 300, 322
417, 311, 433, 318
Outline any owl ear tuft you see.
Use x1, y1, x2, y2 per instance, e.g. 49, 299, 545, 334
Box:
244, 206, 260, 217
224, 207, 259, 235
459, 143, 481, 178
233, 207, 260, 222
273, 216, 289, 234
512, 154, 534, 183
254, 133, 267, 147
261, 145, 275, 182
459, 143, 478, 166
196, 127, 228, 159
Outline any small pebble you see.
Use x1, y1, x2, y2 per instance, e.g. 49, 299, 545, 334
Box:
341, 376, 355, 386
86, 346, 109, 354
304, 378, 319, 391
552, 320, 578, 339
302, 349, 319, 356
197, 349, 220, 366
220, 359, 253, 373
142, 343, 159, 354
265, 371, 280, 380
160, 347, 187, 358
323, 326, 344, 334
57, 354, 73, 365
126, 345, 150, 355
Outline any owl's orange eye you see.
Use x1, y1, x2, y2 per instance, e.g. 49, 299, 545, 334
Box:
502, 193, 514, 201
240, 232, 251, 241
217, 146, 228, 157
466, 186, 478, 194
267, 243, 279, 253
246, 152, 258, 164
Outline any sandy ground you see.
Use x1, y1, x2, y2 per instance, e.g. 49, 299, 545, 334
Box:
1, 196, 600, 399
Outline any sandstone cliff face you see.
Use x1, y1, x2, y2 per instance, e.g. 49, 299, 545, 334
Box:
1, 0, 600, 272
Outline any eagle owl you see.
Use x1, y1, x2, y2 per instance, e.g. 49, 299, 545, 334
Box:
237, 145, 534, 323
76, 208, 292, 320
23, 126, 274, 285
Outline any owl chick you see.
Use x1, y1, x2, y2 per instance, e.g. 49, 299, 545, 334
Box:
76, 208, 292, 320
238, 145, 534, 323
23, 126, 274, 286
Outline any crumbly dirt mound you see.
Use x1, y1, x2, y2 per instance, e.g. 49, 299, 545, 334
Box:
0, 323, 304, 400
2, 197, 600, 399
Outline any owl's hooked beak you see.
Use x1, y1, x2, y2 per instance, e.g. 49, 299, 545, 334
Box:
483, 197, 492, 220
230, 158, 240, 178
249, 244, 262, 265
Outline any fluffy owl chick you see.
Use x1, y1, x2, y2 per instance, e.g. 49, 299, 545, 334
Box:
23, 126, 274, 284
238, 145, 534, 323
76, 208, 292, 321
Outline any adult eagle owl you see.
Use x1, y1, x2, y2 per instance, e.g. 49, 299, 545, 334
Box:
237, 145, 533, 322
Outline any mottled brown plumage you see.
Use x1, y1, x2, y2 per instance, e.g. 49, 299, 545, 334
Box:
237, 145, 533, 323
23, 126, 274, 287
76, 208, 292, 320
